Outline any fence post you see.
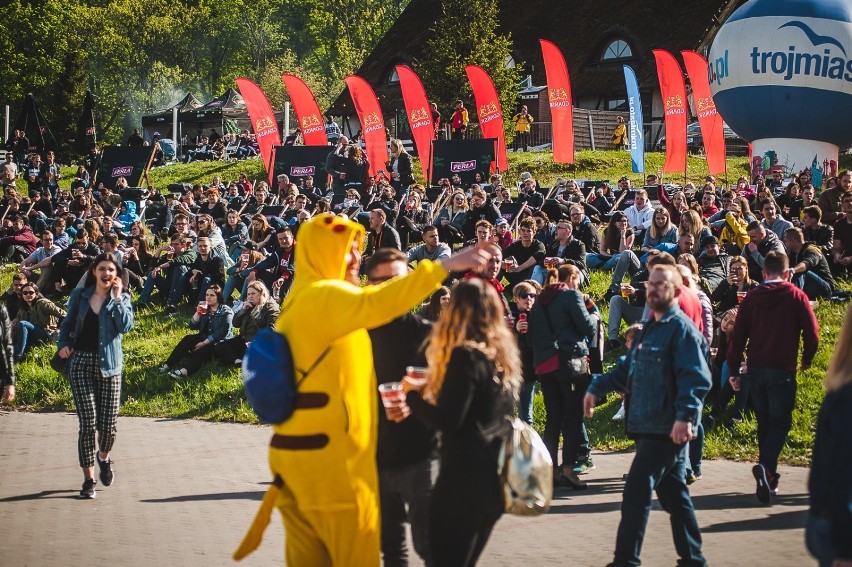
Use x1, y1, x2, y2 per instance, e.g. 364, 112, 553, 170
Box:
588, 113, 596, 151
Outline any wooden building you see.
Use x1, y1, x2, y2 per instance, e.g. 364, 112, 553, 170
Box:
327, 0, 747, 150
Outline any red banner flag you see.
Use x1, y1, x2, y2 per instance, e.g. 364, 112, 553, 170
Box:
539, 40, 574, 164
235, 78, 281, 183
281, 74, 328, 147
652, 50, 688, 173
395, 65, 434, 182
465, 65, 508, 172
345, 75, 388, 178
681, 51, 726, 176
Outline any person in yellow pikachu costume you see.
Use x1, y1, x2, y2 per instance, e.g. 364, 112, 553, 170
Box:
234, 213, 490, 566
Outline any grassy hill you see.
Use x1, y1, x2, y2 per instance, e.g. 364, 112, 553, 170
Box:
21, 151, 852, 466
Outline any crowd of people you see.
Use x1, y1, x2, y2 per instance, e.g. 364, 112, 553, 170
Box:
0, 136, 850, 566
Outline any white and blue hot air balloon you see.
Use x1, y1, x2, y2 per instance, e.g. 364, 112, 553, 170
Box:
708, 0, 852, 183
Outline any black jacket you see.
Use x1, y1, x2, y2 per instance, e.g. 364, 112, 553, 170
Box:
369, 313, 437, 469
808, 382, 852, 560
189, 254, 226, 287
392, 152, 415, 186
461, 198, 501, 240
546, 238, 587, 273
407, 346, 513, 469
572, 219, 601, 254
0, 304, 14, 388
365, 223, 402, 255
367, 197, 400, 226
803, 223, 835, 257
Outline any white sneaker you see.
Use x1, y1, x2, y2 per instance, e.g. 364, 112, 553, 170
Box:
612, 403, 626, 421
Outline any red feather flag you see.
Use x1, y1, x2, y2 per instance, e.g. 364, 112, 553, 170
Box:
540, 40, 575, 163
652, 50, 688, 173
345, 75, 389, 178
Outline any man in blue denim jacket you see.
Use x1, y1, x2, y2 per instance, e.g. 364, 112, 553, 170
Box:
584, 264, 712, 567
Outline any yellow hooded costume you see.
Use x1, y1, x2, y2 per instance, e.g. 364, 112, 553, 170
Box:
234, 213, 447, 566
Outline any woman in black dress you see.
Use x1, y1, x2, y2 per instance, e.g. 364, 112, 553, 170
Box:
402, 278, 521, 566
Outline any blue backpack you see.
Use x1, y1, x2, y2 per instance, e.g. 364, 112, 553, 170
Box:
241, 328, 330, 424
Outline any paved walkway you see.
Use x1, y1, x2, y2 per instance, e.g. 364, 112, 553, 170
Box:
1, 411, 814, 566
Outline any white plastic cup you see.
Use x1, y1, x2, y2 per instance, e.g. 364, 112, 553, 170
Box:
378, 382, 404, 409
404, 366, 429, 388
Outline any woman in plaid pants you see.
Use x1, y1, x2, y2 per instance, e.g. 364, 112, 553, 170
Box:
57, 253, 134, 499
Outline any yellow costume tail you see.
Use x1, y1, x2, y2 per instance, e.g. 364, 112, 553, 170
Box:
233, 482, 280, 561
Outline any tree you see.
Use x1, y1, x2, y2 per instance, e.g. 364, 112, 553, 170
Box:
416, 0, 522, 139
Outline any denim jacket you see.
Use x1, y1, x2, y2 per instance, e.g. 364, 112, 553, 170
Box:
189, 304, 233, 343
57, 287, 134, 377
587, 305, 711, 436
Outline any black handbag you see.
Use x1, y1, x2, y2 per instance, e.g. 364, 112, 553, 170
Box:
50, 350, 70, 378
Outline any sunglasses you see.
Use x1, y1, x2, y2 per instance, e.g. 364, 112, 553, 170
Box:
517, 292, 537, 300
22, 290, 36, 296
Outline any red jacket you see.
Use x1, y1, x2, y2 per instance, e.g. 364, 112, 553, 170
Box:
726, 281, 819, 373
0, 226, 37, 254
676, 286, 704, 335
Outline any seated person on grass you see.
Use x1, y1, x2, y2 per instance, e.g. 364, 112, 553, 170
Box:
167, 236, 225, 313
136, 235, 196, 309
246, 227, 296, 300
160, 285, 234, 378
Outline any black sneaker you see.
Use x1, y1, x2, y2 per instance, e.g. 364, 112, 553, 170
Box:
80, 478, 97, 499
605, 339, 621, 353
752, 464, 771, 504
98, 457, 114, 486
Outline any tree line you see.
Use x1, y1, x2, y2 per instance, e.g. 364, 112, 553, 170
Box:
1, 0, 519, 158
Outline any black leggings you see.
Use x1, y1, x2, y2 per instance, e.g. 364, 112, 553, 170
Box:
169, 334, 246, 375
215, 336, 247, 365
428, 464, 503, 566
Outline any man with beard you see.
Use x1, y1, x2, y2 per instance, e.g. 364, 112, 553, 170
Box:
585, 264, 711, 567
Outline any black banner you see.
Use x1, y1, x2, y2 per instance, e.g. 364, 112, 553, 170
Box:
95, 146, 154, 189
272, 145, 330, 190
14, 93, 58, 157
430, 138, 497, 186
73, 90, 97, 156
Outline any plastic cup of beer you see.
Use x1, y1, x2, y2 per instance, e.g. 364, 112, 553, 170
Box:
710, 347, 718, 359
503, 257, 515, 271
198, 300, 208, 314
378, 382, 405, 419
737, 291, 746, 304
620, 284, 631, 298
404, 366, 429, 389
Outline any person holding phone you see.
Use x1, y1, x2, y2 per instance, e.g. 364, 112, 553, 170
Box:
57, 253, 134, 499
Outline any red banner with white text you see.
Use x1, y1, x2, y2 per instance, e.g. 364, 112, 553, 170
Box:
681, 51, 726, 175
652, 50, 688, 173
540, 39, 574, 164
465, 65, 507, 171
345, 75, 388, 178
235, 78, 281, 184
395, 65, 434, 182
282, 74, 328, 147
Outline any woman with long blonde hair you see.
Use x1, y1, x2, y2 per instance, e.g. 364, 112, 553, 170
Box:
678, 209, 711, 255
642, 206, 678, 250
402, 278, 520, 565
806, 304, 852, 566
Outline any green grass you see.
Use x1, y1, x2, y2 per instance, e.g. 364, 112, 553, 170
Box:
31, 152, 852, 464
